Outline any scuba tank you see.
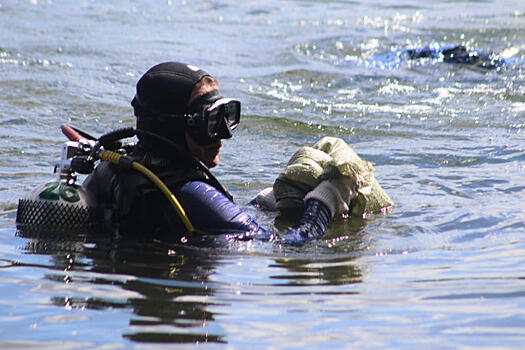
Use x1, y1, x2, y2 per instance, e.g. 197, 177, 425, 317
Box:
16, 126, 97, 234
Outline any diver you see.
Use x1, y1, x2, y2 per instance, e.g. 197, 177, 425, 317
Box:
402, 43, 505, 69
349, 43, 511, 70
82, 62, 356, 243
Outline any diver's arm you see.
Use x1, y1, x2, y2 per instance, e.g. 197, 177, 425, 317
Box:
280, 198, 332, 243
175, 181, 274, 237
282, 177, 355, 243
175, 181, 335, 242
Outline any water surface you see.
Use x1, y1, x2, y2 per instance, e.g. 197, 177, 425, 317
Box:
1, 0, 524, 348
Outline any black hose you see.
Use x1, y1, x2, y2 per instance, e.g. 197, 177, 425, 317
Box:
98, 127, 135, 149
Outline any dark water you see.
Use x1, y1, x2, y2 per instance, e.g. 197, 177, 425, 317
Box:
1, 0, 524, 348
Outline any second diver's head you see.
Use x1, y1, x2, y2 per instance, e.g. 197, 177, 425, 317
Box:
131, 61, 241, 168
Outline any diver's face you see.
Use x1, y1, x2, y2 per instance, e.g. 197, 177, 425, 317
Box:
185, 85, 224, 168
185, 131, 222, 168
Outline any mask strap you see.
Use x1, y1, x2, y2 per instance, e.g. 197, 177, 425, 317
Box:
187, 90, 222, 113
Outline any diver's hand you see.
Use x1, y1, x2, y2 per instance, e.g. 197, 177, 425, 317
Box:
252, 186, 278, 211
304, 177, 356, 217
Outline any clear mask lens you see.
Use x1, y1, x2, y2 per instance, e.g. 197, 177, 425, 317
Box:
206, 98, 240, 137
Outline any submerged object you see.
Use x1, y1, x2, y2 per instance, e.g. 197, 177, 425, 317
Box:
273, 137, 393, 216
403, 44, 505, 70
346, 43, 512, 70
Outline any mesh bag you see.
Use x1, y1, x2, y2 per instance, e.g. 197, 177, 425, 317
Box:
273, 137, 393, 216
16, 181, 96, 234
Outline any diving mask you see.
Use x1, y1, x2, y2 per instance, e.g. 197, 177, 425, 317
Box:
187, 91, 241, 145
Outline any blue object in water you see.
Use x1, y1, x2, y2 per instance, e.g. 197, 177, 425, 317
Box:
355, 43, 510, 70
401, 43, 505, 69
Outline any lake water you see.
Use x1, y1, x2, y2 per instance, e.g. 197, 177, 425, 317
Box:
1, 0, 524, 348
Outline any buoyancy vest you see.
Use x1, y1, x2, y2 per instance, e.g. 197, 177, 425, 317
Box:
83, 145, 231, 238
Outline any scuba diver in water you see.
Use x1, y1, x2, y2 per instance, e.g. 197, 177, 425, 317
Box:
402, 44, 506, 69
341, 43, 515, 70
82, 62, 356, 243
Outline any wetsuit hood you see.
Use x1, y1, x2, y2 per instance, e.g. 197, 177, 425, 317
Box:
131, 62, 211, 149
132, 62, 210, 116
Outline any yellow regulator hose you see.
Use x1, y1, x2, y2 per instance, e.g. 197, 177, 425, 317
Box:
99, 150, 196, 234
